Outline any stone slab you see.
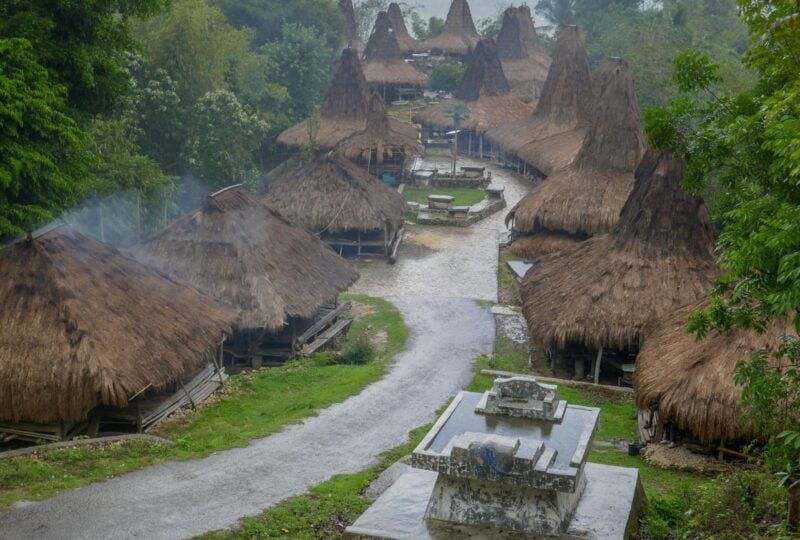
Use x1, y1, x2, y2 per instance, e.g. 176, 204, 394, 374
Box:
345, 463, 644, 540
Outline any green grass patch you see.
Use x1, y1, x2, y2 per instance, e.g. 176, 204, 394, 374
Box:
403, 187, 486, 207
497, 248, 522, 306
0, 295, 408, 510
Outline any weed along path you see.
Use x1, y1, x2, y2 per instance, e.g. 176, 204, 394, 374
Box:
0, 158, 532, 540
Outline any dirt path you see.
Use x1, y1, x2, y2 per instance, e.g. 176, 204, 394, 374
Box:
0, 158, 532, 540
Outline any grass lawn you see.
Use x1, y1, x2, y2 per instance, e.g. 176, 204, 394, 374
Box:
403, 187, 486, 207
497, 247, 523, 306
0, 294, 407, 510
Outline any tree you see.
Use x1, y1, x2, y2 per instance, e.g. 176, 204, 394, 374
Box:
478, 16, 503, 41
535, 0, 577, 29
410, 13, 444, 40
354, 0, 388, 41
429, 63, 466, 93
0, 38, 94, 240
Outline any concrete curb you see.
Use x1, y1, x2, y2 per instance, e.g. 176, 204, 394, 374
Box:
0, 434, 173, 460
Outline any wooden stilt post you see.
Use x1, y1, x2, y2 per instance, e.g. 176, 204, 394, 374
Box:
594, 346, 603, 385
468, 130, 473, 157
479, 136, 484, 160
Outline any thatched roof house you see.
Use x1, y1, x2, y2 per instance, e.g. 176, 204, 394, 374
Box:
339, 0, 364, 52
387, 3, 419, 54
635, 300, 797, 444
0, 226, 235, 425
362, 11, 427, 101
131, 186, 358, 333
420, 0, 480, 56
486, 25, 592, 171
277, 48, 419, 166
413, 38, 534, 137
507, 58, 648, 259
521, 151, 718, 352
496, 5, 551, 102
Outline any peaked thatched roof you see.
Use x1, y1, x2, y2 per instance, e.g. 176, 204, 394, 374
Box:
420, 0, 480, 55
387, 3, 419, 54
0, 226, 236, 424
508, 58, 648, 237
261, 152, 407, 237
520, 151, 718, 351
412, 39, 534, 134
509, 230, 581, 260
278, 48, 419, 155
496, 5, 551, 101
635, 300, 797, 443
363, 11, 427, 87
339, 0, 364, 52
486, 25, 592, 154
131, 186, 358, 332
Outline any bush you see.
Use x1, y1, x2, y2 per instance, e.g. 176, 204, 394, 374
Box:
338, 335, 375, 365
429, 63, 466, 93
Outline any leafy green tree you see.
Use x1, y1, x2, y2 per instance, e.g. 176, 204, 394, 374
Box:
0, 0, 169, 116
535, 0, 577, 29
478, 16, 503, 41
410, 13, 444, 40
0, 38, 94, 239
429, 63, 466, 93
354, 0, 388, 41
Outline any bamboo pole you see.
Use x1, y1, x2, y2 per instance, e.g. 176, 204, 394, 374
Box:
593, 346, 603, 385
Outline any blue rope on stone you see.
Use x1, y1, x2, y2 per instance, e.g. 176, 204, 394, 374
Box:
468, 444, 521, 477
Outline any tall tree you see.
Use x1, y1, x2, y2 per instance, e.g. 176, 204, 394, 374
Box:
535, 0, 577, 29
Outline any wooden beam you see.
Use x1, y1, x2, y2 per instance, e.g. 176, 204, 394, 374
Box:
594, 346, 603, 385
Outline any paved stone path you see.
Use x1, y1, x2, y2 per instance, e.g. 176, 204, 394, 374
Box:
0, 158, 532, 540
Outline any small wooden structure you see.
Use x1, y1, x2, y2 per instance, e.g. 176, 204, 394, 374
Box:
131, 186, 359, 366
362, 11, 426, 102
419, 0, 480, 57
506, 57, 648, 259
413, 38, 534, 160
496, 5, 551, 102
0, 226, 235, 442
520, 152, 719, 384
261, 152, 407, 262
486, 26, 593, 176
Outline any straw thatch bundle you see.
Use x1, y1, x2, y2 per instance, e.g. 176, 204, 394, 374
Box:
339, 0, 364, 52
131, 186, 358, 332
412, 39, 534, 134
420, 0, 480, 56
387, 3, 419, 54
509, 230, 581, 259
521, 151, 718, 351
486, 25, 592, 155
0, 226, 236, 424
261, 152, 407, 237
508, 58, 648, 237
635, 300, 797, 443
362, 11, 426, 87
496, 5, 551, 101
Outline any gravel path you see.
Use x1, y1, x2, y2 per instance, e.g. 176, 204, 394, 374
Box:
0, 158, 532, 540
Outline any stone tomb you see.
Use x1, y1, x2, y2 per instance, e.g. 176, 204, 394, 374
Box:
346, 377, 644, 539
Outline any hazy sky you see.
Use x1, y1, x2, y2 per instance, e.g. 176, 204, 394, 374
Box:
411, 0, 514, 23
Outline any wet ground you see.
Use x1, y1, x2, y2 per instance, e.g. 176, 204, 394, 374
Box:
0, 158, 533, 540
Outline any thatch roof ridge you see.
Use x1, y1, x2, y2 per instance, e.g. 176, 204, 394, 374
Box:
362, 12, 427, 86
321, 48, 370, 120
387, 3, 418, 53
496, 6, 542, 60
339, 0, 364, 52
454, 38, 511, 101
364, 11, 402, 62
261, 152, 407, 236
0, 226, 236, 424
635, 299, 797, 443
420, 0, 481, 55
131, 186, 358, 331
520, 151, 718, 350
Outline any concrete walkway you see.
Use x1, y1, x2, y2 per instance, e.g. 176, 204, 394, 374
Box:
0, 158, 532, 540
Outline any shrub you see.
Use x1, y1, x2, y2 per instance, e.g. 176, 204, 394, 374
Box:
429, 63, 466, 93
338, 335, 375, 365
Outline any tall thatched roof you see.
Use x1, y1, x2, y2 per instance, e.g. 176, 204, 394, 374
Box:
339, 0, 364, 52
420, 0, 480, 56
496, 5, 551, 101
486, 25, 592, 154
387, 3, 419, 54
261, 152, 407, 237
635, 300, 797, 443
508, 58, 648, 237
412, 39, 534, 134
363, 11, 427, 87
131, 186, 358, 332
0, 226, 236, 424
278, 48, 419, 155
520, 151, 718, 351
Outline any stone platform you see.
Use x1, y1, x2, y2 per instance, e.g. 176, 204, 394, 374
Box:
345, 462, 644, 540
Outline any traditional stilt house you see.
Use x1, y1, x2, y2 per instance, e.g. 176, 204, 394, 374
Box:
362, 11, 427, 102
496, 5, 551, 102
387, 2, 420, 55
506, 58, 647, 259
520, 151, 718, 384
0, 226, 236, 441
419, 0, 481, 57
486, 26, 593, 176
413, 38, 534, 159
277, 48, 419, 179
339, 0, 364, 53
260, 152, 407, 262
635, 300, 797, 447
131, 186, 359, 366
